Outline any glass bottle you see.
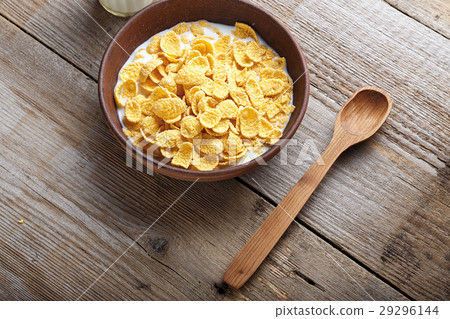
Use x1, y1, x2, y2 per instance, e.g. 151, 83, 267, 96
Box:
99, 0, 155, 17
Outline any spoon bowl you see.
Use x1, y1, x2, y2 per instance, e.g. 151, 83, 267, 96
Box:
336, 86, 392, 141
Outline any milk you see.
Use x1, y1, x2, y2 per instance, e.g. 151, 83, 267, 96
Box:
99, 0, 154, 17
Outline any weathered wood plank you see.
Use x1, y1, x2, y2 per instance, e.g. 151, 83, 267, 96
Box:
384, 0, 450, 38
1, 0, 448, 300
0, 0, 127, 79
240, 0, 450, 300
0, 17, 406, 300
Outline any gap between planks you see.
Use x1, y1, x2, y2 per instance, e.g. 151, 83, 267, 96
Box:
0, 12, 97, 83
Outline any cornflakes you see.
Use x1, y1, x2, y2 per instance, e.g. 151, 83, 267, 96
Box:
186, 56, 210, 74
140, 59, 163, 82
230, 87, 251, 107
233, 40, 254, 68
239, 106, 260, 138
259, 79, 285, 96
217, 99, 238, 119
141, 115, 163, 135
199, 137, 224, 155
245, 41, 264, 62
199, 108, 222, 128
180, 115, 202, 138
212, 119, 230, 134
120, 62, 143, 82
153, 98, 186, 123
232, 22, 258, 42
146, 34, 162, 54
156, 129, 181, 148
172, 142, 194, 168
212, 79, 229, 100
113, 21, 294, 170
173, 22, 189, 35
258, 118, 275, 138
160, 30, 183, 57
160, 147, 178, 158
245, 77, 264, 109
114, 82, 125, 108
192, 153, 219, 171
124, 99, 142, 123
122, 79, 138, 98
190, 23, 205, 37
213, 35, 230, 55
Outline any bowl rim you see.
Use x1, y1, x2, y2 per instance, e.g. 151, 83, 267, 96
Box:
98, 0, 309, 181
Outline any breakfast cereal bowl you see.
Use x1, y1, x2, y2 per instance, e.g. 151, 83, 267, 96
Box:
99, 0, 309, 181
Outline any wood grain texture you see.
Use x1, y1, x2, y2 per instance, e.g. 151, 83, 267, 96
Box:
384, 0, 450, 38
0, 0, 127, 79
0, 0, 448, 300
0, 17, 406, 300
241, 0, 450, 300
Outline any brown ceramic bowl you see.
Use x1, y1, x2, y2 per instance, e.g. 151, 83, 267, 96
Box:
99, 0, 309, 182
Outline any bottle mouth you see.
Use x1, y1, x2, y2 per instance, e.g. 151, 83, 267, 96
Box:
99, 0, 154, 17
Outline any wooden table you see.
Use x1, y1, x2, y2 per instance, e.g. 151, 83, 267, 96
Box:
0, 0, 448, 301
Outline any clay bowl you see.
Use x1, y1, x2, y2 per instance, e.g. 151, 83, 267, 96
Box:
99, 0, 309, 182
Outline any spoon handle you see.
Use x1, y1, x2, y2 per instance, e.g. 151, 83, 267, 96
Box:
223, 136, 347, 289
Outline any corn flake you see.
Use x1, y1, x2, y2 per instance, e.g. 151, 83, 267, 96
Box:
159, 77, 177, 95
141, 115, 163, 135
263, 57, 286, 69
160, 30, 183, 57
213, 35, 231, 56
140, 59, 163, 82
190, 23, 205, 37
186, 55, 210, 74
217, 99, 239, 119
122, 79, 138, 98
173, 22, 189, 34
172, 142, 194, 168
199, 137, 224, 155
239, 106, 260, 138
174, 68, 205, 85
153, 97, 186, 123
233, 40, 254, 68
246, 41, 264, 62
160, 147, 178, 158
192, 153, 219, 171
212, 119, 230, 134
124, 99, 142, 123
212, 79, 229, 100
114, 82, 126, 108
259, 79, 285, 96
232, 22, 258, 42
245, 77, 264, 109
156, 129, 182, 148
191, 38, 214, 55
146, 34, 162, 54
258, 118, 275, 138
120, 62, 143, 82
230, 87, 251, 107
180, 115, 202, 138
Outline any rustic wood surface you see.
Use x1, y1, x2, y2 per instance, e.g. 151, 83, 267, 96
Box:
0, 0, 448, 300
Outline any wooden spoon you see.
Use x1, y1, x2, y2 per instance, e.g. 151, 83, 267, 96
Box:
224, 86, 392, 289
